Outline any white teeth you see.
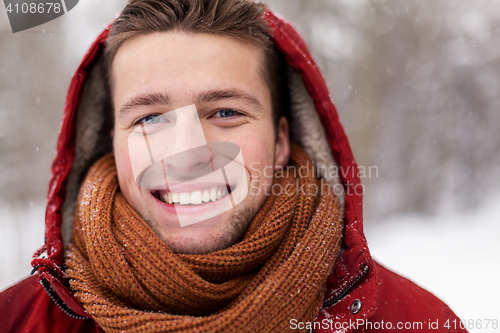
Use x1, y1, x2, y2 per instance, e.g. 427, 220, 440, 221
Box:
159, 186, 230, 205
210, 188, 217, 202
202, 190, 210, 203
190, 191, 202, 204
180, 193, 190, 205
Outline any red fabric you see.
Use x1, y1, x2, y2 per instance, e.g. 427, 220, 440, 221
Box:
364, 263, 467, 333
0, 9, 467, 333
0, 276, 101, 333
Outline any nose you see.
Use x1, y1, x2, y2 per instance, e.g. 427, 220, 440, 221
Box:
161, 105, 212, 179
168, 105, 206, 155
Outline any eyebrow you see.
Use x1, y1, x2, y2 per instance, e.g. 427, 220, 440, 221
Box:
196, 89, 264, 110
118, 92, 170, 121
118, 88, 264, 120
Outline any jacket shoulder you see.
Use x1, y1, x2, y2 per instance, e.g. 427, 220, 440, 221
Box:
0, 275, 101, 333
366, 262, 467, 332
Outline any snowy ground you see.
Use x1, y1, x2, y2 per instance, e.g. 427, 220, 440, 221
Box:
1, 198, 498, 332
365, 194, 500, 333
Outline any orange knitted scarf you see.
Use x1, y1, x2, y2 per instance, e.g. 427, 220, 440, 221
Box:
65, 145, 343, 332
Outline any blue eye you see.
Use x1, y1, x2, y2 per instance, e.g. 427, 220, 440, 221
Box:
140, 115, 161, 124
215, 109, 237, 118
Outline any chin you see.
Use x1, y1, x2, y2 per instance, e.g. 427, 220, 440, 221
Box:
150, 203, 255, 255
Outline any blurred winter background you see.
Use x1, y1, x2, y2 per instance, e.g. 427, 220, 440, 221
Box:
1, 0, 499, 331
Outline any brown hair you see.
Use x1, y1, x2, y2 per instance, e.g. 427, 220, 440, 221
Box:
104, 0, 287, 131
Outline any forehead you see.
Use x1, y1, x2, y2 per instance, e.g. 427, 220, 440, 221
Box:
111, 32, 269, 110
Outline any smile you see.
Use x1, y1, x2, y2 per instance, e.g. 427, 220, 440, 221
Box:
154, 186, 232, 205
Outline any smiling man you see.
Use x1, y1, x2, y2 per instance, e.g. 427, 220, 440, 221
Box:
0, 0, 467, 332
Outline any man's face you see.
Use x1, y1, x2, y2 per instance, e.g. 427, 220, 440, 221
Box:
112, 32, 290, 254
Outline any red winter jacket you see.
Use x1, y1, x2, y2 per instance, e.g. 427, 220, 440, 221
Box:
0, 10, 467, 333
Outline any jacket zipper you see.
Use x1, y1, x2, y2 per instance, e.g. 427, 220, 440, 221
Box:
306, 264, 370, 333
39, 277, 88, 320
322, 264, 370, 309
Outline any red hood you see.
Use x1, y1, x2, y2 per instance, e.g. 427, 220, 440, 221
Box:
31, 9, 377, 322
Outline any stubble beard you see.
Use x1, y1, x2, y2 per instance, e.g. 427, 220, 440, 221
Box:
157, 206, 257, 255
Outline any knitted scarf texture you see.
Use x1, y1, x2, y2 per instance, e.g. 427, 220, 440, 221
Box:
65, 145, 344, 332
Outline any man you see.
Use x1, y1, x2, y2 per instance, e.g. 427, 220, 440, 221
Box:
0, 0, 466, 332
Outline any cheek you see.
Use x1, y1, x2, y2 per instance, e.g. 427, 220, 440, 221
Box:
113, 135, 135, 190
238, 133, 274, 167
237, 133, 276, 195
234, 123, 275, 162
